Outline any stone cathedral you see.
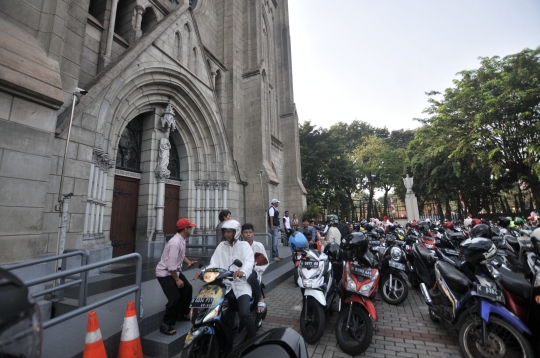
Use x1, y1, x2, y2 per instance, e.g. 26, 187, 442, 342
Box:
0, 0, 306, 267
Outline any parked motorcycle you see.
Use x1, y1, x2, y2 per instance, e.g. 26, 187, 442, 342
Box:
182, 260, 263, 358
420, 238, 534, 358
335, 232, 380, 355
297, 246, 337, 343
379, 235, 409, 304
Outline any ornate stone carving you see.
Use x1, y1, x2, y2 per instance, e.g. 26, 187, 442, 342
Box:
195, 180, 205, 189
220, 181, 229, 189
160, 101, 177, 134
115, 169, 142, 179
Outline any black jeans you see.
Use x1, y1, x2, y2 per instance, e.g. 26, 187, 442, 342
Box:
157, 273, 193, 326
247, 271, 262, 306
226, 291, 256, 340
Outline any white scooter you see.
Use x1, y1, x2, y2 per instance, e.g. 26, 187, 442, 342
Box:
297, 248, 337, 344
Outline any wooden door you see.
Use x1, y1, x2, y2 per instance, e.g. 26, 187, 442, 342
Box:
163, 184, 180, 236
110, 176, 139, 257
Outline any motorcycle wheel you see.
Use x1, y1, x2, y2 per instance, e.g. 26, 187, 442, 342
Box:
300, 298, 325, 344
381, 274, 408, 305
334, 305, 373, 355
459, 315, 534, 358
181, 334, 219, 358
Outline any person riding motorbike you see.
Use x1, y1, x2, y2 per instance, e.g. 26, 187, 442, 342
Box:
195, 220, 256, 340
323, 214, 341, 246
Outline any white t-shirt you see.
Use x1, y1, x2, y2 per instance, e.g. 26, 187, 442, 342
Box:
283, 216, 291, 229
250, 241, 269, 275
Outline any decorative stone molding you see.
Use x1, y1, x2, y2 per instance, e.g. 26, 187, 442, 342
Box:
165, 178, 181, 186
115, 169, 142, 179
160, 101, 177, 133
195, 179, 205, 189
271, 135, 283, 152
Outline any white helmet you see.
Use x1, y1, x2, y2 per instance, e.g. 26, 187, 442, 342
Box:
221, 219, 242, 241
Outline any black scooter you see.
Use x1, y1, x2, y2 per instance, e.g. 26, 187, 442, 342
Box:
227, 327, 309, 358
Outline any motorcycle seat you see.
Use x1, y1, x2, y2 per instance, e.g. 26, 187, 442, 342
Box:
505, 234, 518, 245
498, 267, 531, 300
414, 244, 435, 265
437, 261, 472, 294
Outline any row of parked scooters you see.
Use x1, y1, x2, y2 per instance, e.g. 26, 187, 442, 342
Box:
291, 218, 540, 357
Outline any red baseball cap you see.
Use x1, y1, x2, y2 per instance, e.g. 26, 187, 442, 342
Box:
176, 218, 197, 230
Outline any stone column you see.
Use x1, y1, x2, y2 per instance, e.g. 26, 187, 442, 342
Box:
103, 0, 120, 66
89, 149, 104, 235
195, 180, 203, 230
134, 6, 145, 41
99, 156, 115, 234
83, 155, 96, 236
204, 181, 211, 231
93, 168, 103, 234
213, 182, 220, 227
403, 175, 420, 221
221, 181, 228, 210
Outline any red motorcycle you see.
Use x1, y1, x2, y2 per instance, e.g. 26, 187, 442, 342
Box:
335, 232, 380, 356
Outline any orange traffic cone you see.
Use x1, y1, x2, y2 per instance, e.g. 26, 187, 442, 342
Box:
117, 301, 143, 358
83, 311, 107, 358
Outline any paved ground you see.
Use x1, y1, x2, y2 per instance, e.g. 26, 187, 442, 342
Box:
258, 278, 463, 358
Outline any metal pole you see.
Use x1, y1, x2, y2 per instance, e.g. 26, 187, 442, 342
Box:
53, 92, 78, 288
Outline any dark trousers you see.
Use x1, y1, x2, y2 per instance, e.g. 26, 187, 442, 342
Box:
226, 291, 256, 340
247, 271, 262, 306
157, 273, 193, 326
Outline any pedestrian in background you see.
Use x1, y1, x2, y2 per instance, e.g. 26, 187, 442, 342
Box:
283, 210, 292, 241
268, 199, 282, 261
215, 209, 231, 244
291, 213, 299, 231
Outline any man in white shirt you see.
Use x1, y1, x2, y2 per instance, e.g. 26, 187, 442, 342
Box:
283, 211, 292, 241
241, 223, 269, 314
196, 220, 256, 339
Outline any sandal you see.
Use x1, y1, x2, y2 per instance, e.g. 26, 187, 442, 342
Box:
257, 301, 266, 313
160, 323, 176, 335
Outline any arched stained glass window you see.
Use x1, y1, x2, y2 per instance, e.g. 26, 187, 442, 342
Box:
167, 136, 180, 179
116, 117, 143, 171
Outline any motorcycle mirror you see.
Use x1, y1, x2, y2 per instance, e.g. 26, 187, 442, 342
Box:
233, 259, 243, 268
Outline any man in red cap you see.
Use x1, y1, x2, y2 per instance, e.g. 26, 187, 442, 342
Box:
155, 218, 197, 335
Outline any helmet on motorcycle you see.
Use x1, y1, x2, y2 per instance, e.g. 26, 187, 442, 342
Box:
497, 216, 510, 228
411, 220, 418, 227
443, 221, 454, 230
221, 220, 242, 241
471, 218, 482, 227
0, 268, 42, 358
470, 224, 492, 239
460, 238, 497, 264
341, 232, 369, 258
326, 214, 339, 227
418, 221, 430, 232
514, 217, 525, 225
289, 232, 308, 251
323, 242, 341, 263
362, 222, 374, 232
385, 223, 396, 233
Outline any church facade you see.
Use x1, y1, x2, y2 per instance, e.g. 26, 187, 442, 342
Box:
0, 0, 306, 266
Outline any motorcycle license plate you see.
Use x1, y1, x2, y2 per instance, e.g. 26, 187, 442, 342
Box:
388, 260, 406, 271
477, 284, 504, 302
301, 260, 319, 268
351, 266, 372, 278
444, 249, 459, 255
190, 297, 214, 308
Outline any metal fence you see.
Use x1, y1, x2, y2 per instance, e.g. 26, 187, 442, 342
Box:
2, 252, 142, 328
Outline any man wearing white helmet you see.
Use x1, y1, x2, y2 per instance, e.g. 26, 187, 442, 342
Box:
196, 219, 256, 339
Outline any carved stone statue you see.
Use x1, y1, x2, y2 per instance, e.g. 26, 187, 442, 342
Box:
403, 174, 414, 194
155, 137, 171, 179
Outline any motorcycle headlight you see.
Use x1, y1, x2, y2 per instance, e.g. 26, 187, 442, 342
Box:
359, 270, 379, 296
303, 279, 314, 288
185, 327, 203, 345
390, 247, 402, 261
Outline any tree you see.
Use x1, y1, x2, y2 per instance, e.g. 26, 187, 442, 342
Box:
421, 47, 540, 205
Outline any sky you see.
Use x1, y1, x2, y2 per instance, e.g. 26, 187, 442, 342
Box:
288, 0, 540, 131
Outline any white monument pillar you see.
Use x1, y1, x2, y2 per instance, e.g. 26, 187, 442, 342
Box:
154, 101, 177, 240
403, 174, 420, 221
